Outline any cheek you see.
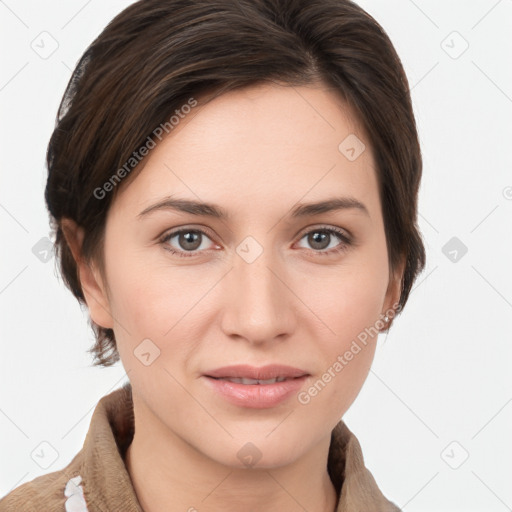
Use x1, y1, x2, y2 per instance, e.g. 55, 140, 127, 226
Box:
100, 230, 168, 339
298, 253, 387, 344
304, 285, 380, 418
103, 241, 213, 353
295, 256, 387, 411
107, 266, 178, 339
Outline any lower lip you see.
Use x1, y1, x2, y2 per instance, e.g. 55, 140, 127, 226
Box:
203, 376, 309, 409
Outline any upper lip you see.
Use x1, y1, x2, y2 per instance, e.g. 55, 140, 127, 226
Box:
204, 364, 309, 380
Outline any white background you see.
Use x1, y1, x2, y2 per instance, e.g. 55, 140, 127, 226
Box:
1, 1, 511, 510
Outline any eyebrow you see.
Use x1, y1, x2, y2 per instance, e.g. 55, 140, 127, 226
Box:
137, 196, 370, 220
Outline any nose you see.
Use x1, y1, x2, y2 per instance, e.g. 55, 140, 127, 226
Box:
219, 245, 297, 345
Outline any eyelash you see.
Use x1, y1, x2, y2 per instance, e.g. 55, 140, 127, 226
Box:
159, 226, 352, 258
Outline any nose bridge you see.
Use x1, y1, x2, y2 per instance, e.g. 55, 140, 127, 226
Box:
220, 241, 295, 342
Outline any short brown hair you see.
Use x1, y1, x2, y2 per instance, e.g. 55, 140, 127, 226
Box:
45, 0, 426, 367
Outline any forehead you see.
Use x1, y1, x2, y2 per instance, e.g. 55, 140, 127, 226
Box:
111, 82, 379, 221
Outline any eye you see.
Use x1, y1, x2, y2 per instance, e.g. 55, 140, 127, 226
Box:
160, 228, 218, 257
295, 226, 352, 256
159, 225, 352, 258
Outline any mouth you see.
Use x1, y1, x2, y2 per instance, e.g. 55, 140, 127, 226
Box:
202, 372, 310, 409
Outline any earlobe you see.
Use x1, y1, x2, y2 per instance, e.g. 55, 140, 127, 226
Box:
61, 218, 114, 330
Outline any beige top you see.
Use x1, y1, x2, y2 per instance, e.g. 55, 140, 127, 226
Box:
0, 382, 401, 512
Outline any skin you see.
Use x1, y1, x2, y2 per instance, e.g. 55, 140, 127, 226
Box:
63, 81, 403, 512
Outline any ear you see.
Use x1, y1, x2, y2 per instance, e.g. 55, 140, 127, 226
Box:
383, 255, 405, 320
61, 218, 114, 330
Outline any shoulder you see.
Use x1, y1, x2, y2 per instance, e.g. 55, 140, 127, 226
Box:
0, 454, 88, 512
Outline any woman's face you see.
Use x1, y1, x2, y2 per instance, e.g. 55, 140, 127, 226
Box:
85, 82, 401, 468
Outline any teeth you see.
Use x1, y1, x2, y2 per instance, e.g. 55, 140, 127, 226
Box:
219, 376, 289, 384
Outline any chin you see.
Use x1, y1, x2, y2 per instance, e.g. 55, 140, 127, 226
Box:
206, 436, 304, 471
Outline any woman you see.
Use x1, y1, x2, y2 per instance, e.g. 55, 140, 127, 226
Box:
0, 0, 425, 510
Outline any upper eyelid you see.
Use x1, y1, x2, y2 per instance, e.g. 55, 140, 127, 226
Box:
297, 224, 351, 240
161, 225, 217, 243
